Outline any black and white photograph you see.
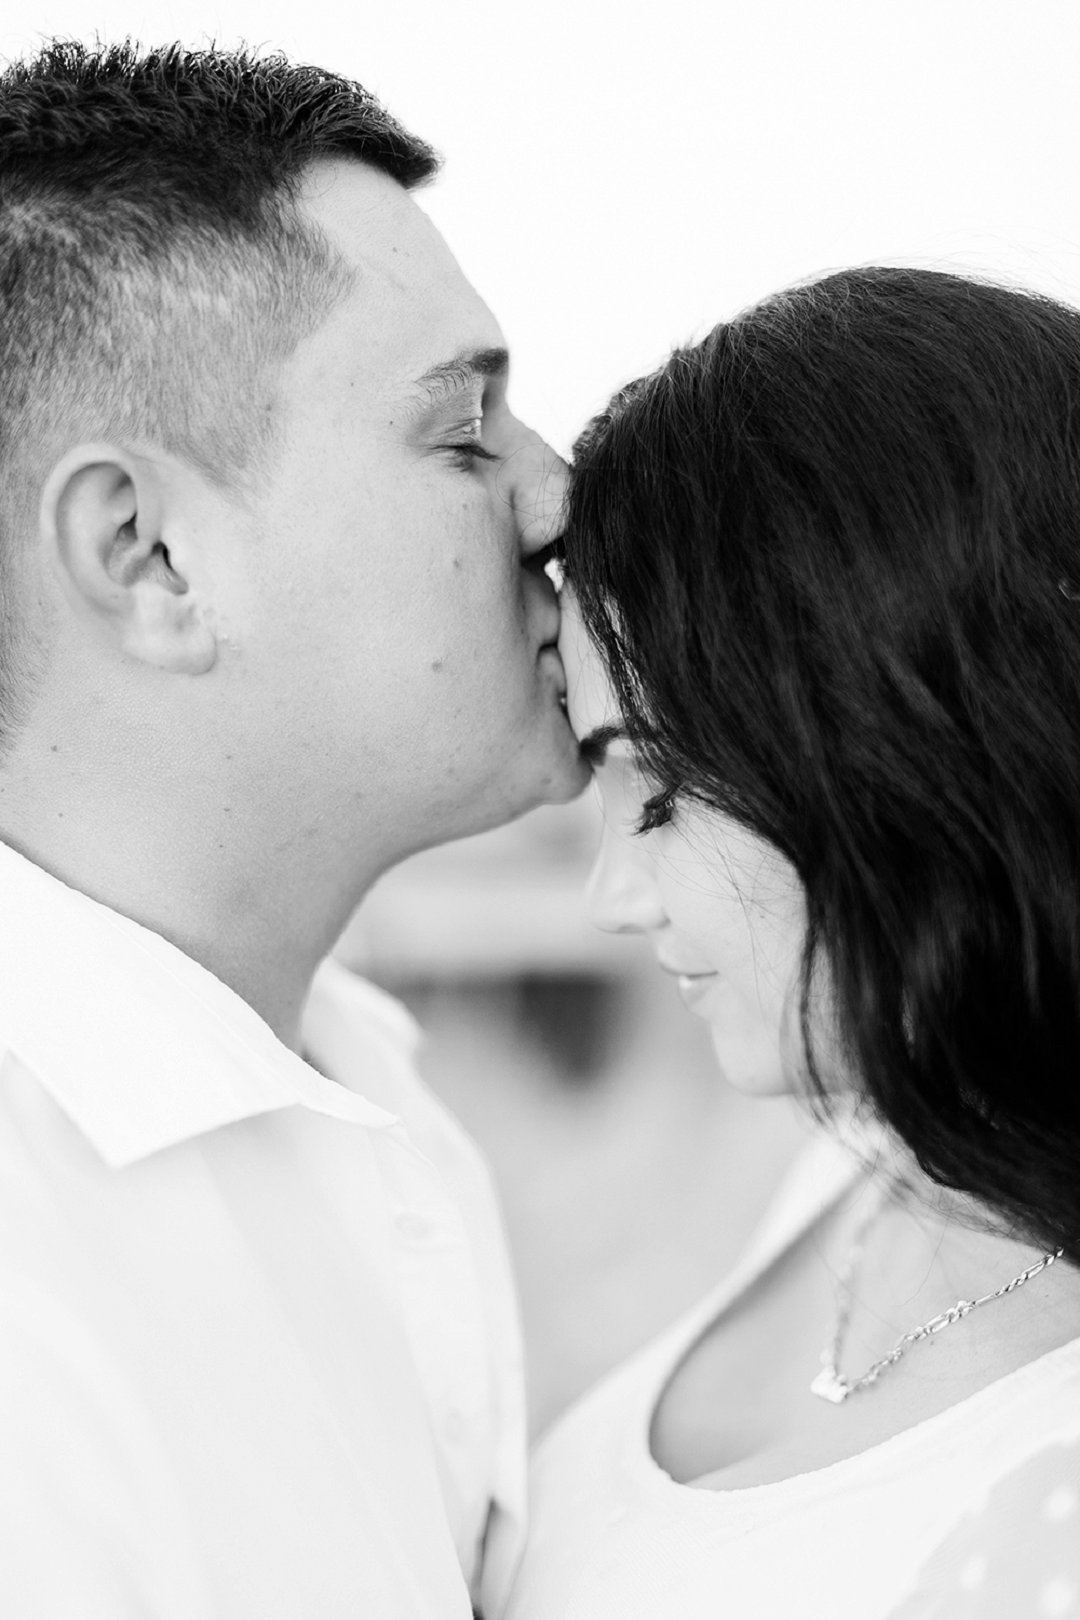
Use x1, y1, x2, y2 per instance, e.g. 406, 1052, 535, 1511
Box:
1, 2, 1079, 1615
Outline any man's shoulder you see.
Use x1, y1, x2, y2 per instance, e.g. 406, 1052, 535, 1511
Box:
0, 1043, 104, 1195
313, 954, 423, 1058
304, 955, 490, 1182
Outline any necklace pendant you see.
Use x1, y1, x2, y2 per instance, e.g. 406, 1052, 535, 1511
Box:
810, 1364, 852, 1404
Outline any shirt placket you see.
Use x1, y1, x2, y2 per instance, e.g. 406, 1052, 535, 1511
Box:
373, 1125, 497, 1584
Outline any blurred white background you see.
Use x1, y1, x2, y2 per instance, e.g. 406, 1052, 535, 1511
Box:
4, 0, 1078, 1427
4, 0, 1079, 455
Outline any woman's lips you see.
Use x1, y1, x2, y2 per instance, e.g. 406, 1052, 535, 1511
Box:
675, 970, 719, 1009
657, 958, 719, 1009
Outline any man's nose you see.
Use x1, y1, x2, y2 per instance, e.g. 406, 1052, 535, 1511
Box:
496, 427, 569, 557
585, 831, 667, 935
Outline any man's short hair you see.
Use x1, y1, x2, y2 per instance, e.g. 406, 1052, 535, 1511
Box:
0, 40, 439, 732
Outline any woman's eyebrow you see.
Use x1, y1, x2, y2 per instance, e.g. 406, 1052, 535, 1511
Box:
578, 722, 627, 765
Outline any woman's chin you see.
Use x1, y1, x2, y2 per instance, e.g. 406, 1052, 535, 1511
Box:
707, 1028, 796, 1098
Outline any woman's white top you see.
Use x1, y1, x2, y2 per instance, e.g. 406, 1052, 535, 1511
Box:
508, 1126, 1080, 1620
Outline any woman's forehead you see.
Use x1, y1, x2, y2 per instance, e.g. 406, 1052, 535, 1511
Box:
560, 593, 621, 740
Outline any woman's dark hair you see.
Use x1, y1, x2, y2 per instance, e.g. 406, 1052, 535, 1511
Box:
567, 266, 1080, 1262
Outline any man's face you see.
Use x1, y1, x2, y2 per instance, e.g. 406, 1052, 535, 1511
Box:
226, 159, 587, 866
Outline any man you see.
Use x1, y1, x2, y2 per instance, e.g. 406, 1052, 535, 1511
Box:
0, 40, 586, 1618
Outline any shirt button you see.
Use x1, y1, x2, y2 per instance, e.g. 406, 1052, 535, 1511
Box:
394, 1211, 433, 1243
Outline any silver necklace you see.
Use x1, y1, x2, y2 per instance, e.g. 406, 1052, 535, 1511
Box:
810, 1177, 1065, 1404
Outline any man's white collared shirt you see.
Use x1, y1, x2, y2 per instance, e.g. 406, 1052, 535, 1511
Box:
0, 840, 526, 1618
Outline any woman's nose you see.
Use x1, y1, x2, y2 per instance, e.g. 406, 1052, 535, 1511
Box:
585, 830, 667, 935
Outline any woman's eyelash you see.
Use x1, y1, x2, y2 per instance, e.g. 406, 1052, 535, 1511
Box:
636, 788, 677, 834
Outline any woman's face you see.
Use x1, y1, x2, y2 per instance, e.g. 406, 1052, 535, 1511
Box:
562, 594, 810, 1097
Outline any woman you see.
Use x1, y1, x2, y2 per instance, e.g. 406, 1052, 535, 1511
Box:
506, 268, 1080, 1620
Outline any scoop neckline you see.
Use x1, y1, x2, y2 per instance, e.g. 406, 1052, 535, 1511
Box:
629, 1148, 1080, 1507
636, 1328, 1080, 1507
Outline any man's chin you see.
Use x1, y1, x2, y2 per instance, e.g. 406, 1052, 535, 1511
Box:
540, 743, 592, 806
527, 700, 593, 807
394, 700, 590, 852
453, 732, 590, 841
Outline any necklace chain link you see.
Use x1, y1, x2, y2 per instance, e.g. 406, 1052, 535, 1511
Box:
810, 1178, 1065, 1405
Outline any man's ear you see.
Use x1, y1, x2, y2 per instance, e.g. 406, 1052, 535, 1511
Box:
39, 444, 217, 675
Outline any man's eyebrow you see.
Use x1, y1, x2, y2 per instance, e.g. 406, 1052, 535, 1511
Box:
578, 723, 627, 765
406, 346, 510, 411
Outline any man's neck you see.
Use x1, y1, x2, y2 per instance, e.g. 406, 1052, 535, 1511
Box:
0, 768, 372, 1053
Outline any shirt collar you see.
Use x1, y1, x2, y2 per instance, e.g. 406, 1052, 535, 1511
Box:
0, 839, 400, 1168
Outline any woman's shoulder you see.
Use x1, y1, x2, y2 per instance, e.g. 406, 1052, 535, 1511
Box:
890, 1428, 1080, 1619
